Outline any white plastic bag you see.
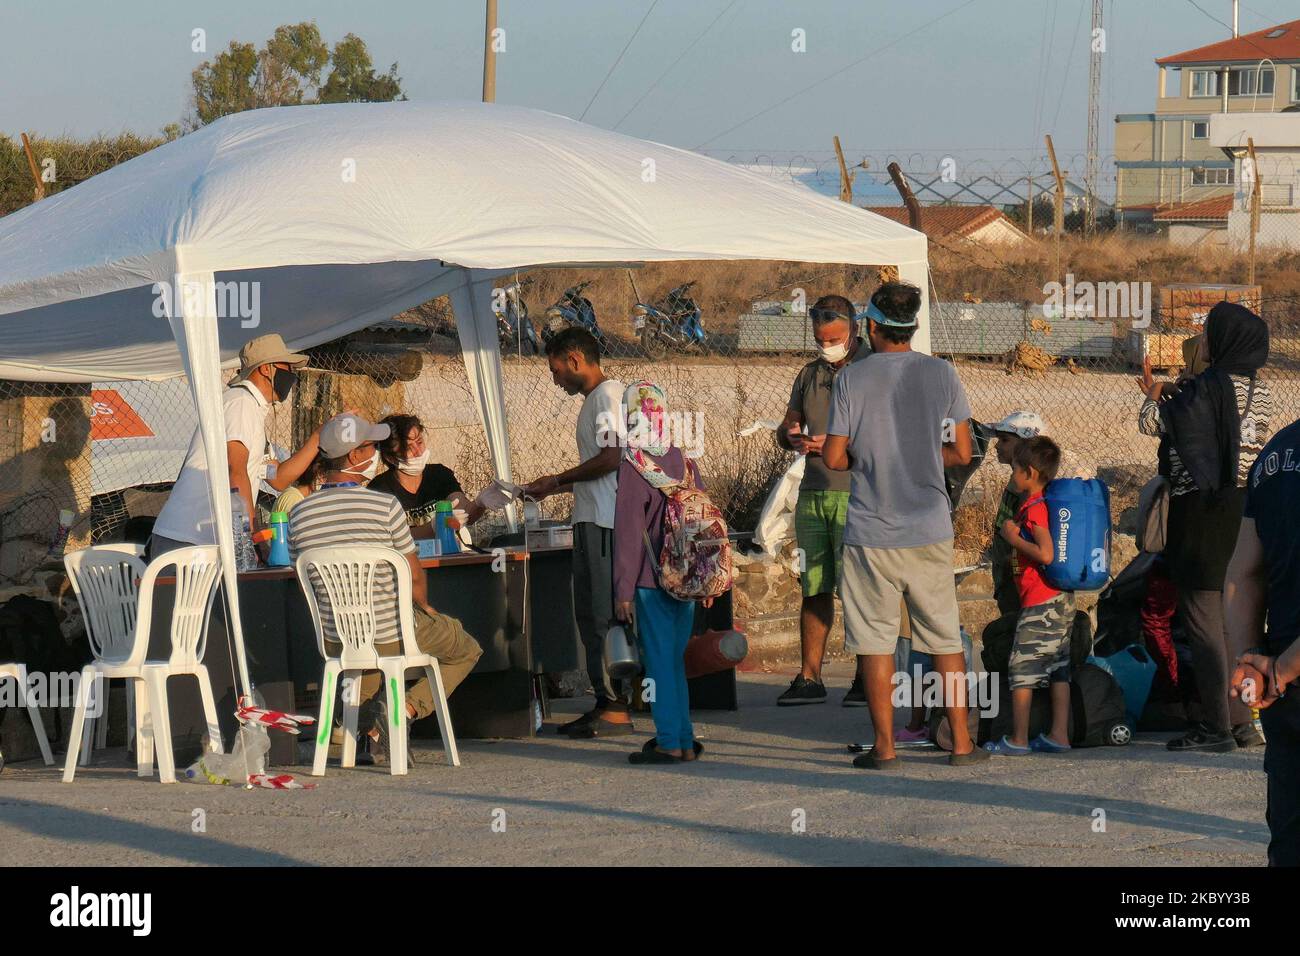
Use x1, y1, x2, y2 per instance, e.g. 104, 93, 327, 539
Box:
753, 456, 806, 556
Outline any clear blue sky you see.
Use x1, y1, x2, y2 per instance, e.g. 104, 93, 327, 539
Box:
3, 0, 1294, 167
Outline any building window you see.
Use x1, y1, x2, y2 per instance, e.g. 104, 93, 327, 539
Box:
1190, 70, 1218, 97
1191, 67, 1276, 98
1294, 68, 1300, 102
1192, 168, 1233, 186
1229, 66, 1274, 96
1191, 121, 1208, 139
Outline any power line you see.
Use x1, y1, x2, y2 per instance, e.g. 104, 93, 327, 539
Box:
1182, 0, 1286, 62
692, 0, 982, 150
579, 0, 661, 122
613, 0, 740, 131
1050, 0, 1087, 134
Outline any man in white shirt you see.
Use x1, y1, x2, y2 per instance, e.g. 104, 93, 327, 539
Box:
150, 334, 322, 559
524, 327, 629, 738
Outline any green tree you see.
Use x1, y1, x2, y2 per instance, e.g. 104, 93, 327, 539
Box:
189, 23, 403, 128
318, 33, 405, 104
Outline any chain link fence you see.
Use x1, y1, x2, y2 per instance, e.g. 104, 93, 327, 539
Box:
5, 242, 1300, 587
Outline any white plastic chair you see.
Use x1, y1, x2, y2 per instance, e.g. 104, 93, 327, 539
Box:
295, 546, 459, 776
0, 663, 54, 766
63, 545, 224, 783
65, 543, 146, 755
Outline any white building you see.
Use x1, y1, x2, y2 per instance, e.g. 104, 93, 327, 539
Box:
1209, 113, 1300, 250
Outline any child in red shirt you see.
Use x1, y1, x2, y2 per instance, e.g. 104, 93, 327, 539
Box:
987, 436, 1074, 756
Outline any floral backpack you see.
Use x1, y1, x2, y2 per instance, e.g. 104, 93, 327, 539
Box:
641, 459, 735, 602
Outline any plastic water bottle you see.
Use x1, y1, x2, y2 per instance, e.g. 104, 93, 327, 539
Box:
434, 500, 461, 554
182, 724, 270, 785
267, 510, 291, 567
230, 489, 257, 571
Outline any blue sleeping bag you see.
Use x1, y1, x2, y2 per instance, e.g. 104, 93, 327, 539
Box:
1042, 478, 1111, 591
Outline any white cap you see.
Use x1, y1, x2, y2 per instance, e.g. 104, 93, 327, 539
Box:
986, 411, 1047, 439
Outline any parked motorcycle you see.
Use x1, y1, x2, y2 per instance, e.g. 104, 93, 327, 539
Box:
634, 280, 709, 359
493, 279, 541, 355
542, 280, 609, 354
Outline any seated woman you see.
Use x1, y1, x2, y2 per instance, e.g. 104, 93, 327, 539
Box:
273, 455, 321, 517
370, 414, 485, 537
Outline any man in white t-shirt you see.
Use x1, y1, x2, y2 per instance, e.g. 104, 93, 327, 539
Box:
150, 334, 323, 560
524, 327, 630, 738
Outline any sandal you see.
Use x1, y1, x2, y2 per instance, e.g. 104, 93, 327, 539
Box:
851, 748, 899, 770
981, 736, 1030, 757
628, 748, 683, 764
642, 738, 703, 756
1029, 733, 1071, 753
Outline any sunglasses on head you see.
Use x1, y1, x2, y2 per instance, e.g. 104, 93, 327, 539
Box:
809, 307, 853, 324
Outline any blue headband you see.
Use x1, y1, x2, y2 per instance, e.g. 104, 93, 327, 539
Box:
858, 301, 919, 328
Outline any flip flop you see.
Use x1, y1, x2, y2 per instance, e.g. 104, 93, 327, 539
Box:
628, 748, 682, 764
852, 748, 900, 770
642, 738, 703, 756
982, 736, 1031, 757
1029, 733, 1071, 753
950, 746, 993, 765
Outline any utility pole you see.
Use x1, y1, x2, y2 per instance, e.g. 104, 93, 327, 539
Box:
1247, 136, 1261, 285
1046, 134, 1067, 281
21, 133, 45, 202
833, 135, 854, 203
1026, 173, 1034, 235
887, 162, 922, 232
482, 0, 498, 103
1085, 0, 1102, 233
1046, 134, 1066, 235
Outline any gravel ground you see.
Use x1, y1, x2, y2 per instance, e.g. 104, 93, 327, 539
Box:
0, 662, 1268, 867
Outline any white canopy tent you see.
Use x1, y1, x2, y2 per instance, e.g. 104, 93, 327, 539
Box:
0, 100, 928, 699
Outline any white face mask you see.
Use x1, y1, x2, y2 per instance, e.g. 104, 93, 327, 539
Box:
344, 449, 381, 482
398, 450, 430, 476
818, 338, 850, 364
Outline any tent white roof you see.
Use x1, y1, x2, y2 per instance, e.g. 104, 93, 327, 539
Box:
0, 100, 929, 700
0, 100, 927, 382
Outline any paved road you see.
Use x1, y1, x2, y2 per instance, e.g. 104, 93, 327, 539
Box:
0, 663, 1268, 866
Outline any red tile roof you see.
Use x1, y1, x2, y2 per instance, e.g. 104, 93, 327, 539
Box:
864, 205, 1025, 240
1157, 19, 1300, 66
1152, 195, 1234, 221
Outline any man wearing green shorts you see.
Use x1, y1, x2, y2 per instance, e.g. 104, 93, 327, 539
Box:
776, 295, 870, 706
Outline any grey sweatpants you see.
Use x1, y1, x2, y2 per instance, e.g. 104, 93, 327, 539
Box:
572, 521, 619, 704
1178, 588, 1253, 733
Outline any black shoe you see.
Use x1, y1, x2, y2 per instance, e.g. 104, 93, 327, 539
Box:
842, 674, 868, 708
777, 675, 827, 706
1167, 723, 1237, 753
1232, 721, 1266, 748
360, 698, 414, 767
556, 706, 603, 735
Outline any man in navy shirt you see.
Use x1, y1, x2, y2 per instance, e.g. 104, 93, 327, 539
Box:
1227, 417, 1300, 866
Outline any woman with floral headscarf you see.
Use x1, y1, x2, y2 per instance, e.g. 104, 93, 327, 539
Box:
613, 380, 705, 764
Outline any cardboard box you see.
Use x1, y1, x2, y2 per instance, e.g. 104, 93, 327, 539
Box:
1129, 329, 1195, 369
1158, 283, 1261, 330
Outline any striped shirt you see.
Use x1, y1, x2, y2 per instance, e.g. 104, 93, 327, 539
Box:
1139, 374, 1272, 496
287, 485, 415, 645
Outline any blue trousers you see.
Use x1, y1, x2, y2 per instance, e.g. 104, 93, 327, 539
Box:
635, 587, 695, 751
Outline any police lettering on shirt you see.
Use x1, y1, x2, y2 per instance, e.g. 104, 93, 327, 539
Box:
1252, 444, 1300, 486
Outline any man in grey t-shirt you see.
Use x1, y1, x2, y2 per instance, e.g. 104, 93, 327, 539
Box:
825, 282, 989, 770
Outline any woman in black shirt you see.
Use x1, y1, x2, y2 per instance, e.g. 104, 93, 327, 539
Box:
369, 414, 485, 536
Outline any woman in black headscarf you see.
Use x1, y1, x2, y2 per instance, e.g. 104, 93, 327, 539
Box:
1138, 301, 1272, 752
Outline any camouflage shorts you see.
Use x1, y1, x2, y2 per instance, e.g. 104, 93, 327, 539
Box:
1008, 593, 1075, 690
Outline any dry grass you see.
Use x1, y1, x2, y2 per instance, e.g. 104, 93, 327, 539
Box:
928, 231, 1300, 304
